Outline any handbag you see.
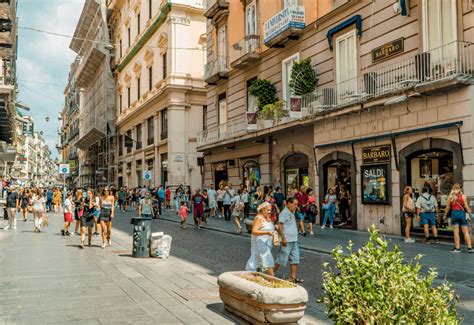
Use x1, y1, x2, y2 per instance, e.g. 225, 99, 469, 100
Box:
78, 208, 84, 218
272, 231, 280, 246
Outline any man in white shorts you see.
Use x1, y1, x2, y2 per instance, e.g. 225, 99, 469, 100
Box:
207, 184, 217, 218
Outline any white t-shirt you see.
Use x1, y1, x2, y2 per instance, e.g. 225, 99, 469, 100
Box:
32, 195, 45, 211
64, 198, 73, 213
415, 193, 438, 213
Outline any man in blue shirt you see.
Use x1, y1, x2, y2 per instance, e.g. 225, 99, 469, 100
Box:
274, 197, 303, 283
46, 188, 54, 212
157, 185, 165, 216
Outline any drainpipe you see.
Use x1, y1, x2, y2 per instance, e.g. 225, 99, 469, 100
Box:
268, 136, 273, 186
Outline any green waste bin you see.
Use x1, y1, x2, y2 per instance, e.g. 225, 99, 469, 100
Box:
131, 217, 151, 258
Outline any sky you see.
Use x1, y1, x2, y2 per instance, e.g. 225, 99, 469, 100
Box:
16, 0, 84, 159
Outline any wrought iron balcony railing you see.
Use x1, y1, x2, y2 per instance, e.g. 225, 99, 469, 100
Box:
205, 55, 229, 85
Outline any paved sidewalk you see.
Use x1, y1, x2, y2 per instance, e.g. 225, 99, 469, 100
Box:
0, 212, 243, 324
155, 209, 474, 284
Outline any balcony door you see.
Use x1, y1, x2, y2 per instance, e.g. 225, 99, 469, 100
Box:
217, 25, 228, 71
245, 1, 258, 53
336, 30, 357, 98
422, 0, 457, 75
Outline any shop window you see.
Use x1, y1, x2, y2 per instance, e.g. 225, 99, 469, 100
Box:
323, 158, 353, 227
335, 30, 357, 95
408, 150, 455, 231
361, 164, 389, 204
282, 53, 299, 101
243, 160, 260, 194
284, 153, 309, 197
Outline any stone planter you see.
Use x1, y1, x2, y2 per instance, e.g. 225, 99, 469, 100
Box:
243, 218, 253, 234
218, 271, 308, 324
261, 119, 274, 129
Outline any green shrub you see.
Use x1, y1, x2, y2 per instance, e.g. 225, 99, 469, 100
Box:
248, 79, 277, 110
257, 100, 288, 123
319, 226, 459, 324
289, 58, 318, 96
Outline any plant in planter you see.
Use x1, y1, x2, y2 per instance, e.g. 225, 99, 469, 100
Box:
319, 226, 459, 323
257, 100, 288, 127
218, 271, 308, 324
248, 79, 277, 110
289, 58, 318, 96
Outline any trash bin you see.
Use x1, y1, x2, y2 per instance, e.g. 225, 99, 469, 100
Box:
130, 217, 151, 258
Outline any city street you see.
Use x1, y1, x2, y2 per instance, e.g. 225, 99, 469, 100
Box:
3, 209, 474, 324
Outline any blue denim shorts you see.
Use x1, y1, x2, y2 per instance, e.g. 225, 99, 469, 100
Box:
276, 242, 300, 267
420, 212, 436, 226
451, 210, 468, 227
296, 211, 306, 221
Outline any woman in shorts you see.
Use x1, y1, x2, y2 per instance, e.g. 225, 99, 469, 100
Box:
402, 186, 416, 243
99, 187, 115, 248
444, 183, 473, 253
80, 189, 96, 249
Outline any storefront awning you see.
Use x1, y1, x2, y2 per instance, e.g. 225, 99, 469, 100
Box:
75, 128, 104, 150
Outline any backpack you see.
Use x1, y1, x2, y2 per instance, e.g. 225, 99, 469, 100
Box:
422, 194, 435, 212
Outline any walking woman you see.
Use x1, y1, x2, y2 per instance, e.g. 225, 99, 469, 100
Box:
245, 202, 276, 276
53, 188, 62, 213
402, 186, 416, 243
99, 187, 115, 248
19, 188, 30, 222
216, 183, 225, 218
321, 188, 337, 229
80, 189, 96, 249
444, 183, 473, 253
32, 188, 46, 233
73, 189, 84, 235
138, 191, 154, 219
231, 189, 244, 234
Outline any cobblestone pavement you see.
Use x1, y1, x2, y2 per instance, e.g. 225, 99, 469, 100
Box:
140, 208, 474, 323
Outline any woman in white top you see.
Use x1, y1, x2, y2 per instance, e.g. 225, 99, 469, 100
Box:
32, 188, 46, 233
230, 189, 244, 234
402, 186, 416, 243
216, 183, 226, 218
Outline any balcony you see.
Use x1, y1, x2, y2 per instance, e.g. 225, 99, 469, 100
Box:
198, 42, 474, 148
204, 0, 229, 19
263, 6, 305, 48
197, 115, 247, 147
230, 35, 262, 69
205, 56, 229, 85
300, 41, 474, 112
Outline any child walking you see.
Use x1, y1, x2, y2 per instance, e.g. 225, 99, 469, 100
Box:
179, 200, 189, 229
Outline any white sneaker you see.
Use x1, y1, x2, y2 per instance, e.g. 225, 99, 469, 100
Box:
70, 232, 75, 236
321, 225, 325, 229
310, 231, 314, 235
4, 225, 10, 230
330, 225, 334, 229
404, 238, 415, 243
13, 225, 16, 230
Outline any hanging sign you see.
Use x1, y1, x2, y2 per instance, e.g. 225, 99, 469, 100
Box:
59, 164, 70, 174
143, 170, 152, 181
362, 145, 391, 164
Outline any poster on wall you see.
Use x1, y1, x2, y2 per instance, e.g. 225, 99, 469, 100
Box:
361, 164, 389, 204
246, 112, 257, 130
419, 159, 432, 177
289, 96, 302, 118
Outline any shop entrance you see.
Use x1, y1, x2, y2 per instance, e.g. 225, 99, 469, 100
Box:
284, 153, 309, 197
214, 163, 228, 189
399, 138, 464, 237
319, 151, 357, 229
243, 160, 260, 193
406, 149, 457, 235
323, 159, 353, 228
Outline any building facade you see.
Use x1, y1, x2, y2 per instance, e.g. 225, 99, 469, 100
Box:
0, 0, 18, 180
108, 0, 206, 189
200, 0, 474, 236
70, 0, 116, 189
59, 61, 81, 187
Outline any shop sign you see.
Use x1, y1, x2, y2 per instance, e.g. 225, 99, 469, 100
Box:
361, 164, 389, 204
372, 38, 404, 63
263, 6, 305, 45
362, 145, 391, 164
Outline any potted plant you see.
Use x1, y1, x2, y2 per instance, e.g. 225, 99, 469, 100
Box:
289, 59, 318, 116
270, 100, 288, 125
248, 79, 277, 110
257, 103, 274, 128
218, 271, 308, 324
319, 226, 459, 323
